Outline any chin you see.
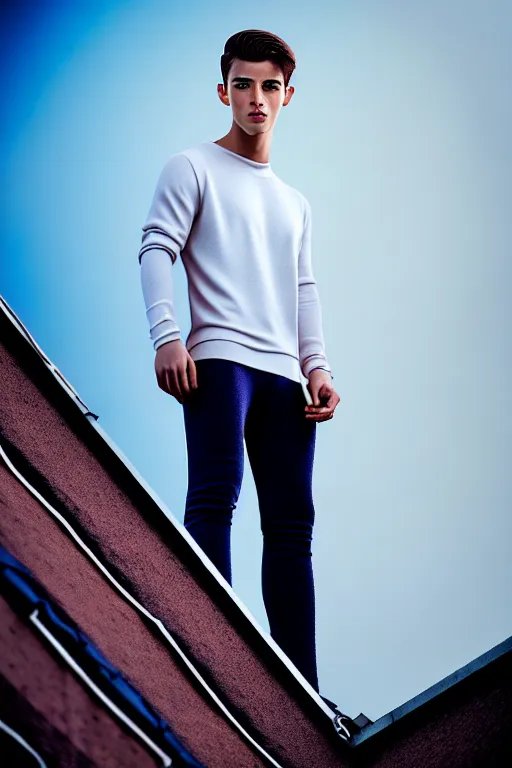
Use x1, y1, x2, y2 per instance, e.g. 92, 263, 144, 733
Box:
235, 119, 270, 136
246, 126, 269, 137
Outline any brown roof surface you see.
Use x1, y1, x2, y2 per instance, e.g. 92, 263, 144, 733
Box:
0, 460, 270, 766
353, 638, 512, 768
0, 299, 349, 766
0, 594, 157, 768
2, 294, 511, 768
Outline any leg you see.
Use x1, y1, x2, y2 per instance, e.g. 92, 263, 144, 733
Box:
182, 359, 253, 585
244, 371, 319, 691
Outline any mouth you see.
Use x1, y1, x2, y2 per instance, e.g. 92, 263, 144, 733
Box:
248, 112, 266, 117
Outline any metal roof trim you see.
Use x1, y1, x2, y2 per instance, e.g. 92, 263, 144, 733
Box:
350, 633, 512, 746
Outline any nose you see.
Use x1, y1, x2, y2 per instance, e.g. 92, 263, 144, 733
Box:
250, 84, 264, 107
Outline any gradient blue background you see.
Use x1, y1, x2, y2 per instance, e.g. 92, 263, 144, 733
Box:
1, 0, 511, 720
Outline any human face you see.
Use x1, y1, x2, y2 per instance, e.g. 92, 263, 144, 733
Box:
217, 58, 294, 136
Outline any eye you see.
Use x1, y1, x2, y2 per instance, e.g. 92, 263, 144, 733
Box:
233, 82, 279, 90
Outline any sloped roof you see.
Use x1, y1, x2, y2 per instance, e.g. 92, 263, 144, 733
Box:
1, 292, 511, 768
0, 545, 203, 767
353, 634, 512, 767
0, 294, 351, 766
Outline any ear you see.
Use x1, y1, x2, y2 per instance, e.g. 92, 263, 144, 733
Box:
217, 83, 230, 106
282, 85, 295, 107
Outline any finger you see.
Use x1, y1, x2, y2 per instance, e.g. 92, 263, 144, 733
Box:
319, 390, 335, 406
188, 358, 198, 389
179, 365, 190, 397
155, 361, 165, 392
170, 369, 183, 403
157, 367, 170, 395
321, 391, 340, 412
305, 407, 334, 418
163, 368, 173, 396
305, 404, 331, 413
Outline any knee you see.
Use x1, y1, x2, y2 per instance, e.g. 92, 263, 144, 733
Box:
261, 519, 314, 557
186, 479, 241, 516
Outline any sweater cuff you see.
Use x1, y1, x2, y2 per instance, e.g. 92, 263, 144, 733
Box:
302, 355, 333, 380
309, 366, 334, 381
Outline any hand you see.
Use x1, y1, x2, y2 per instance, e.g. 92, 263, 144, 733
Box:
155, 339, 198, 404
305, 369, 340, 422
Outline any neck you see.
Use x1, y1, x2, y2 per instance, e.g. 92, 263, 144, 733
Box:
214, 123, 273, 164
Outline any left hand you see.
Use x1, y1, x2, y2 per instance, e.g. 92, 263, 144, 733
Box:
305, 369, 340, 422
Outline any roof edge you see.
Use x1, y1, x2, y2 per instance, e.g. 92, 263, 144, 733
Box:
351, 634, 512, 746
0, 293, 341, 729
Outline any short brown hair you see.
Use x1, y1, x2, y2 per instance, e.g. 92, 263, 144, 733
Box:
220, 29, 296, 89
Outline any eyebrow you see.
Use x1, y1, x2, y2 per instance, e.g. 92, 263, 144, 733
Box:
231, 77, 282, 85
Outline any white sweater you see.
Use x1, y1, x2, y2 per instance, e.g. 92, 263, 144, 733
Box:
138, 140, 332, 383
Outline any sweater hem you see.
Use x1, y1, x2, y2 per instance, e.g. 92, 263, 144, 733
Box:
187, 339, 303, 383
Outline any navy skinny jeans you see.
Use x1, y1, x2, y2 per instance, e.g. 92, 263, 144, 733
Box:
182, 358, 319, 692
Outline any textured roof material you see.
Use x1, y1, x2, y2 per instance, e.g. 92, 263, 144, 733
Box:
0, 294, 350, 766
0, 544, 204, 767
2, 291, 510, 767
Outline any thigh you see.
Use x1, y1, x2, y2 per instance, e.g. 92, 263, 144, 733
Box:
182, 359, 253, 491
244, 372, 317, 525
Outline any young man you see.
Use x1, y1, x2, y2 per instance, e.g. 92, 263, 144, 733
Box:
139, 29, 351, 733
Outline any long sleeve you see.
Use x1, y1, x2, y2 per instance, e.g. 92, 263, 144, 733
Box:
140, 247, 181, 350
138, 153, 201, 265
138, 152, 201, 350
298, 199, 333, 379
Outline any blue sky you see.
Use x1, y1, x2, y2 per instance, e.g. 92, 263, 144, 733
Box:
1, 0, 511, 720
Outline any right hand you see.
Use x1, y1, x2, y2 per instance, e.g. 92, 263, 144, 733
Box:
155, 339, 198, 404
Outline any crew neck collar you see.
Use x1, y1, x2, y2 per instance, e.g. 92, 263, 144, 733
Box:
203, 140, 274, 176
